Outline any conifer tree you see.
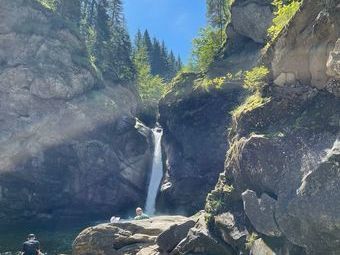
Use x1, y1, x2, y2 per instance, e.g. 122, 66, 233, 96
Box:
151, 38, 162, 76
80, 0, 134, 81
93, 0, 113, 77
143, 30, 153, 62
133, 31, 181, 82
206, 0, 232, 44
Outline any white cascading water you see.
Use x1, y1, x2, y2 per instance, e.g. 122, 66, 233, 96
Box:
145, 126, 163, 215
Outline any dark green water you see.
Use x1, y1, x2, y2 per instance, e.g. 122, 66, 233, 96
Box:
0, 219, 102, 255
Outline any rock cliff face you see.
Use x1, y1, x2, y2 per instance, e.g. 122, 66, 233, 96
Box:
72, 0, 339, 254
158, 74, 243, 215
0, 0, 153, 222
157, 0, 274, 215
205, 0, 340, 254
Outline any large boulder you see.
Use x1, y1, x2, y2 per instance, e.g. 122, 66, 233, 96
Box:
72, 216, 193, 255
211, 0, 274, 75
231, 0, 273, 44
250, 239, 276, 255
242, 190, 281, 237
156, 218, 196, 253
170, 214, 234, 255
0, 0, 153, 222
214, 211, 248, 251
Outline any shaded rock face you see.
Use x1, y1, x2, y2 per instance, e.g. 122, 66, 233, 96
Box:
0, 0, 153, 222
225, 91, 340, 254
158, 74, 243, 215
242, 190, 281, 238
207, 0, 340, 254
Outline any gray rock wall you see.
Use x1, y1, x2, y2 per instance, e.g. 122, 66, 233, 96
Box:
208, 0, 340, 254
0, 0, 153, 222
157, 0, 274, 216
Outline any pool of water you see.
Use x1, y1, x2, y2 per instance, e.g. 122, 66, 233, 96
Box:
0, 219, 102, 255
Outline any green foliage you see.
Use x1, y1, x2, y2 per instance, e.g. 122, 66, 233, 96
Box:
133, 29, 182, 81
231, 66, 270, 119
268, 0, 301, 41
232, 93, 271, 119
187, 0, 233, 72
243, 66, 270, 92
206, 0, 233, 27
134, 42, 166, 104
206, 0, 233, 44
201, 76, 227, 90
162, 72, 198, 99
80, 0, 134, 82
245, 233, 259, 250
191, 26, 225, 71
36, 0, 57, 11
205, 173, 235, 216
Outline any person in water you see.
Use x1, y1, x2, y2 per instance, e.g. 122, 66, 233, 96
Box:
21, 234, 41, 255
134, 207, 150, 220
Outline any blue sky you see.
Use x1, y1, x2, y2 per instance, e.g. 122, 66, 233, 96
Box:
124, 0, 206, 63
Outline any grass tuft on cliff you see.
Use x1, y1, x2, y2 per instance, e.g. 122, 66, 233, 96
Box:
205, 173, 235, 217
243, 66, 269, 92
36, 0, 57, 11
232, 93, 271, 119
245, 233, 259, 250
231, 66, 270, 119
267, 0, 302, 42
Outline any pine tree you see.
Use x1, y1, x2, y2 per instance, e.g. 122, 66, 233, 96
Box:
93, 0, 113, 77
80, 0, 134, 81
206, 0, 232, 44
151, 38, 162, 76
143, 30, 154, 68
168, 50, 177, 78
177, 55, 183, 71
134, 29, 143, 52
133, 39, 165, 103
133, 31, 181, 82
159, 41, 169, 78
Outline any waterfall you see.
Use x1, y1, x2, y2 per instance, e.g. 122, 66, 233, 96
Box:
145, 126, 163, 215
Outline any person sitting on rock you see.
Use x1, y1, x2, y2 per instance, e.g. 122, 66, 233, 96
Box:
134, 207, 150, 220
21, 234, 42, 255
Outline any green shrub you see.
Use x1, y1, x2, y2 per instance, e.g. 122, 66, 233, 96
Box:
191, 26, 225, 72
245, 233, 259, 250
232, 93, 271, 119
243, 66, 269, 92
268, 0, 301, 42
205, 174, 235, 216
36, 0, 57, 11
